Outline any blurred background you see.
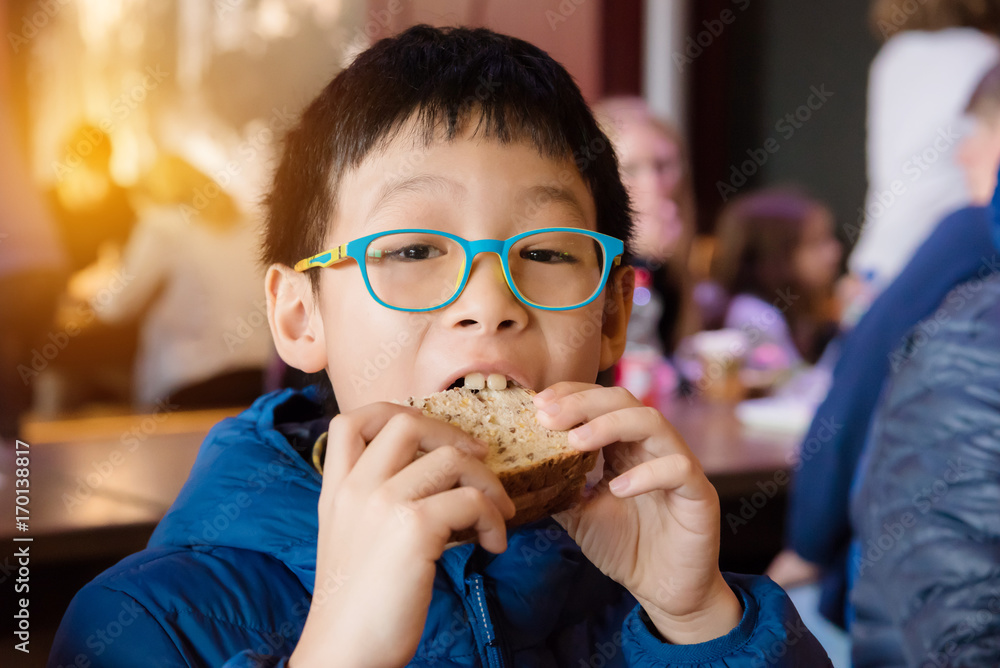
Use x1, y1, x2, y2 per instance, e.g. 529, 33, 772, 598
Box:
0, 0, 876, 425
5, 0, 994, 665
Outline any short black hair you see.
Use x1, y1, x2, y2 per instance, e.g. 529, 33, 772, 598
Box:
261, 24, 632, 292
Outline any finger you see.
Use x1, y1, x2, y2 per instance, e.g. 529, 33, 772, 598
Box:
607, 452, 713, 502
349, 411, 489, 494
414, 487, 510, 554
384, 445, 516, 520
534, 385, 642, 432
532, 381, 600, 406
567, 405, 685, 453
325, 404, 486, 493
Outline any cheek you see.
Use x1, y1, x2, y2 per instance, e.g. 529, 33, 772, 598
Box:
322, 288, 422, 407
544, 308, 606, 379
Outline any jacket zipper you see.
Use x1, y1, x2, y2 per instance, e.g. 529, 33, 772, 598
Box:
466, 572, 509, 668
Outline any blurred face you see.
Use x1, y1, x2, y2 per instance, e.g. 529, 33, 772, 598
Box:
615, 120, 686, 260
793, 210, 842, 292
956, 115, 1000, 205
310, 122, 632, 412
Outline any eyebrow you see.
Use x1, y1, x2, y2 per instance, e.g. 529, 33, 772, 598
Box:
517, 184, 589, 224
367, 174, 466, 220
364, 177, 589, 228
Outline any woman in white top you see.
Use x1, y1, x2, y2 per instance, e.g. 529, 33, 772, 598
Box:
846, 0, 1000, 315
91, 155, 274, 409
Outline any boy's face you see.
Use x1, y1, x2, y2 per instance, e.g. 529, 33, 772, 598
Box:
270, 120, 633, 412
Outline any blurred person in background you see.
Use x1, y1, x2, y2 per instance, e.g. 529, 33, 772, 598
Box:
771, 60, 1000, 642
848, 172, 1000, 667
48, 123, 137, 273
0, 8, 67, 443
709, 189, 842, 379
81, 153, 275, 410
842, 0, 1000, 322
595, 97, 700, 357
42, 123, 141, 410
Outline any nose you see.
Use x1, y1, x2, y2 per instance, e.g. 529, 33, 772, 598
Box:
445, 252, 528, 332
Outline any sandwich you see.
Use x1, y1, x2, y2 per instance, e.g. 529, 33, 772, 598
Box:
402, 373, 600, 534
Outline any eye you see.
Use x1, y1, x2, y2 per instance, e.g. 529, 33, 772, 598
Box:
383, 243, 445, 261
520, 248, 578, 264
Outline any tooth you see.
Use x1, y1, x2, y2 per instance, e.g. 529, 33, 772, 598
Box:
464, 372, 485, 390
487, 373, 507, 390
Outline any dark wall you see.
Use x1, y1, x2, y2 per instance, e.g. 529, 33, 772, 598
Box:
688, 0, 880, 245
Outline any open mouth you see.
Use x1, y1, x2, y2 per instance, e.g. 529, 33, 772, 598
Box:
444, 372, 519, 392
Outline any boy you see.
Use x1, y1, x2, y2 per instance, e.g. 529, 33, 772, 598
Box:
50, 26, 829, 667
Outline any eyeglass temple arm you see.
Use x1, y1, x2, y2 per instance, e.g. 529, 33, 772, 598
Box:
294, 243, 351, 272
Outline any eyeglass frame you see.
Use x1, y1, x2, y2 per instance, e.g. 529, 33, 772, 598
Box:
293, 226, 625, 312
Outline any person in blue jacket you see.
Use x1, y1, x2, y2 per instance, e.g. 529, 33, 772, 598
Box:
771, 60, 1000, 628
49, 25, 829, 667
848, 65, 1000, 664
848, 207, 1000, 665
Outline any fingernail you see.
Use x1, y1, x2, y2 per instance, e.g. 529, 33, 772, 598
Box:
569, 424, 591, 443
534, 389, 555, 403
609, 475, 630, 495
539, 401, 560, 416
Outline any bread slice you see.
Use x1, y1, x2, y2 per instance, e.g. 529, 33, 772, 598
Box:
402, 384, 599, 534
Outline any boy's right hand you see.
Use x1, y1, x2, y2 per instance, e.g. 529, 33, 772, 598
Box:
289, 403, 516, 668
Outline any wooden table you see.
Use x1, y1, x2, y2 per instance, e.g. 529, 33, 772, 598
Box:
663, 398, 801, 497
1, 399, 801, 565
0, 408, 234, 564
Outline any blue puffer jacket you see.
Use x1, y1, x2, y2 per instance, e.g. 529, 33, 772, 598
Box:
49, 387, 830, 667
850, 272, 1000, 666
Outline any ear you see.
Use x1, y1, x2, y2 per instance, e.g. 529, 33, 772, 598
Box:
599, 264, 634, 371
265, 264, 328, 374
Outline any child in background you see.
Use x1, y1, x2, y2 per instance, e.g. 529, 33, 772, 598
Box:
710, 189, 842, 375
49, 26, 830, 667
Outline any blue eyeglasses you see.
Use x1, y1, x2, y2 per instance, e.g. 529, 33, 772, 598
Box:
294, 227, 624, 312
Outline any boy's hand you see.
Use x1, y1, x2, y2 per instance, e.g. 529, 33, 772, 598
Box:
290, 403, 516, 668
534, 382, 743, 645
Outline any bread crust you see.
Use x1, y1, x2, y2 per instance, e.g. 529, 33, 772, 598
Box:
403, 385, 599, 538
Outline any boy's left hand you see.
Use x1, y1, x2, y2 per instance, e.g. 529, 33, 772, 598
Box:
533, 382, 743, 645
